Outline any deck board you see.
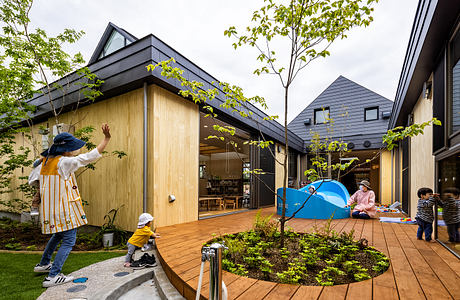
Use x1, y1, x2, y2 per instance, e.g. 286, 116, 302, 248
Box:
156, 208, 459, 300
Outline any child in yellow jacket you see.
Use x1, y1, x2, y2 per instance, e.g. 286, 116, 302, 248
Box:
124, 213, 160, 267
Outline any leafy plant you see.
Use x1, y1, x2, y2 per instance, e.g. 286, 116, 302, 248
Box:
101, 205, 124, 233
316, 266, 345, 286
5, 242, 21, 250
276, 259, 306, 284
252, 210, 278, 238
26, 245, 37, 251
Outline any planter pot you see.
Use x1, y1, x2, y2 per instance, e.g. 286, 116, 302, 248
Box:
102, 232, 114, 247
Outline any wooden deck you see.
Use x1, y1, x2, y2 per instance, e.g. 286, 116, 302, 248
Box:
156, 208, 460, 300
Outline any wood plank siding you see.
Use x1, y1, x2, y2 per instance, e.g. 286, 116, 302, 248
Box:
3, 85, 199, 230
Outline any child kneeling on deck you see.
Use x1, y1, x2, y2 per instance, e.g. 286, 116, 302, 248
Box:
124, 213, 160, 268
415, 187, 438, 242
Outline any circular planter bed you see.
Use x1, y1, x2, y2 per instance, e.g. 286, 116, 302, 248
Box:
207, 214, 390, 286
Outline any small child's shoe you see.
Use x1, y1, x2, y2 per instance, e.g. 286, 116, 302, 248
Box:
123, 262, 131, 267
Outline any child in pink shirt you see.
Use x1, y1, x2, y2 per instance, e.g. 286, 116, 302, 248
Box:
345, 180, 376, 219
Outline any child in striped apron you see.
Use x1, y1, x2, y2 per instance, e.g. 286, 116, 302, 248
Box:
29, 124, 111, 287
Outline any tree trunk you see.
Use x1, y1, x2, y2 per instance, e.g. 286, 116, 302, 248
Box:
280, 85, 289, 247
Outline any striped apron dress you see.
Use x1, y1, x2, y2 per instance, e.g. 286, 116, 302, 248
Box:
39, 156, 88, 234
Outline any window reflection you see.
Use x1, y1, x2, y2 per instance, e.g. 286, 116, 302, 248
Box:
436, 153, 460, 256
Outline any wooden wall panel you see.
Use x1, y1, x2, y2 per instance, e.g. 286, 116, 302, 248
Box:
380, 150, 392, 205
275, 144, 287, 205
409, 93, 435, 218
149, 85, 199, 228
57, 88, 145, 231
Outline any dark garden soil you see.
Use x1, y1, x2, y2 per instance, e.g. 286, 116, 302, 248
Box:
207, 215, 390, 286
0, 217, 126, 251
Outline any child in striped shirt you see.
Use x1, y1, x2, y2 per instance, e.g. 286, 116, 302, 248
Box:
439, 187, 460, 243
415, 187, 437, 242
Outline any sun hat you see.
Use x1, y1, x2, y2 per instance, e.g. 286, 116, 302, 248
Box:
41, 132, 86, 157
138, 213, 154, 228
359, 180, 372, 190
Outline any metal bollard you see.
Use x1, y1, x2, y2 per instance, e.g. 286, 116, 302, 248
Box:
201, 243, 225, 300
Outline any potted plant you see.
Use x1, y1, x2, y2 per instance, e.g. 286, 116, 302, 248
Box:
100, 205, 124, 248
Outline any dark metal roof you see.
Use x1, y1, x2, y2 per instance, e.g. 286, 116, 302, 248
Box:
389, 0, 460, 128
26, 23, 305, 153
288, 76, 393, 151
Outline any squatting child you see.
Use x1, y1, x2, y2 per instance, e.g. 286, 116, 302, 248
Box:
439, 187, 460, 243
124, 213, 161, 267
415, 187, 437, 242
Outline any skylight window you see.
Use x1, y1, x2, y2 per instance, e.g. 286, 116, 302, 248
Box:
98, 30, 129, 59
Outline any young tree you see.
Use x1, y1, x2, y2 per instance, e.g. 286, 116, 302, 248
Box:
0, 0, 123, 211
224, 0, 378, 244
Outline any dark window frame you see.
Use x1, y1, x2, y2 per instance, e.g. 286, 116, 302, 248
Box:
448, 22, 460, 138
314, 107, 330, 125
364, 106, 379, 121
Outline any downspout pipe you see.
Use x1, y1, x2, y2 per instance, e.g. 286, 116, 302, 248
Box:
143, 82, 148, 213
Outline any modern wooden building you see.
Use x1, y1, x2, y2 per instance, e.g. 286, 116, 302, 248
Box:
389, 0, 460, 256
288, 76, 394, 203
2, 23, 306, 230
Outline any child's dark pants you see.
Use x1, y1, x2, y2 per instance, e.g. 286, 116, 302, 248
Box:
351, 211, 370, 219
416, 217, 433, 241
446, 223, 460, 242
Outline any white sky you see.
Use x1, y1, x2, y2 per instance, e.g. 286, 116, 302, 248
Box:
29, 0, 419, 124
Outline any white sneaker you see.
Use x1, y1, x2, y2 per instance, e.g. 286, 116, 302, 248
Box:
34, 262, 52, 273
42, 273, 74, 288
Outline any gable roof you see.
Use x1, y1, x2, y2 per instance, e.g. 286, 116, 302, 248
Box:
288, 76, 393, 150
88, 22, 138, 64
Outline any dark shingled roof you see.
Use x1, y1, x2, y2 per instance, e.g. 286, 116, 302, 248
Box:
288, 76, 393, 150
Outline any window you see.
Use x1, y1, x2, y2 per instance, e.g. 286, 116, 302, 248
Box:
365, 107, 379, 121
450, 28, 460, 134
98, 30, 130, 59
243, 162, 250, 180
199, 165, 206, 179
288, 150, 297, 179
314, 107, 329, 124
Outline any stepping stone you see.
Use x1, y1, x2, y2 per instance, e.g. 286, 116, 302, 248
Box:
114, 271, 130, 277
73, 277, 88, 283
67, 285, 87, 293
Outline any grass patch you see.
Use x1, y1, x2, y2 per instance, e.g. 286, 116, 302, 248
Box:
0, 251, 124, 300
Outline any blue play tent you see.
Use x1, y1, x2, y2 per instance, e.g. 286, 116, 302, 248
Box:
276, 180, 350, 219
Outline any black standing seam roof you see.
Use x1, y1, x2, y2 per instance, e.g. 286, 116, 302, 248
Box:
288, 76, 393, 151
25, 23, 305, 153
390, 0, 460, 129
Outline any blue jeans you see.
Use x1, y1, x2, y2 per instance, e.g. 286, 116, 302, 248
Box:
416, 217, 433, 241
446, 223, 460, 242
40, 228, 77, 277
351, 211, 370, 219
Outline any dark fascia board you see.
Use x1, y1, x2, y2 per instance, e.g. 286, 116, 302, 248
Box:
25, 32, 305, 153
88, 22, 138, 65
390, 0, 460, 128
